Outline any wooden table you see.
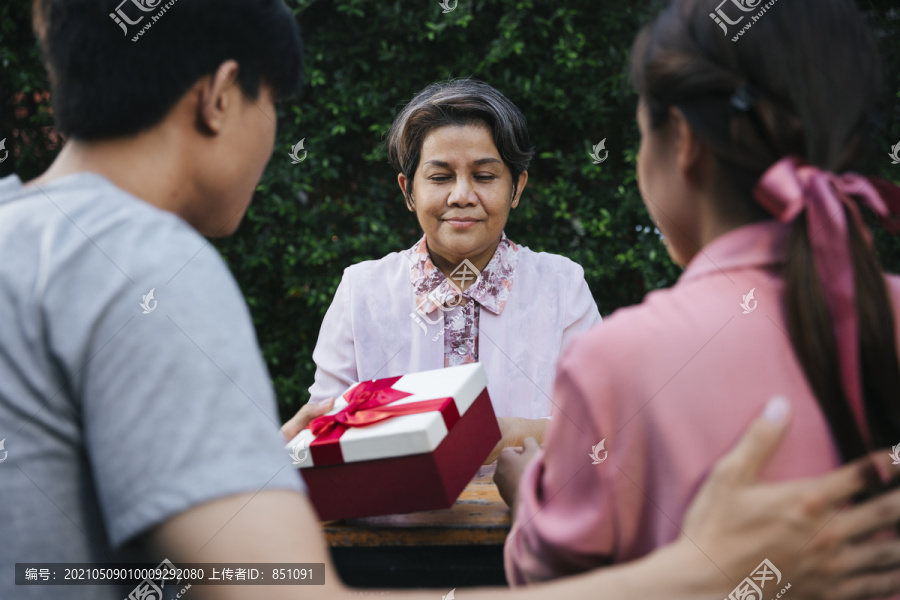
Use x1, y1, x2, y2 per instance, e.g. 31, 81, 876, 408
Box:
323, 471, 511, 588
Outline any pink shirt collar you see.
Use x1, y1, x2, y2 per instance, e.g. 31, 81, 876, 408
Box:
679, 220, 790, 285
408, 232, 518, 316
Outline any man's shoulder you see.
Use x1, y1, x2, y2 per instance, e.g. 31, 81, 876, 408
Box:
3, 173, 198, 243
1, 173, 215, 282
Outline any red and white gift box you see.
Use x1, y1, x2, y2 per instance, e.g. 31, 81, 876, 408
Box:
285, 363, 501, 521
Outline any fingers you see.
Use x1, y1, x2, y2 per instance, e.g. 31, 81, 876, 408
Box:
498, 442, 538, 464
281, 415, 303, 440
484, 447, 502, 465
497, 446, 516, 460
830, 487, 900, 543
318, 397, 336, 414
829, 569, 900, 600
711, 395, 791, 484
806, 451, 900, 508
281, 398, 335, 440
499, 445, 525, 461
835, 538, 900, 576
867, 449, 900, 488
522, 437, 541, 452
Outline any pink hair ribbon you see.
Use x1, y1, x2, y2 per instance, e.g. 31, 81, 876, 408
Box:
754, 156, 900, 446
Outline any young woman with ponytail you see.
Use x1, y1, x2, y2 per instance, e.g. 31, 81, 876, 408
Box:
497, 0, 900, 588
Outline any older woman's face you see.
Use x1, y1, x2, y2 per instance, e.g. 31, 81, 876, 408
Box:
399, 123, 527, 267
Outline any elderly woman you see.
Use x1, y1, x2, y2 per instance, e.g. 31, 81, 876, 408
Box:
288, 79, 601, 462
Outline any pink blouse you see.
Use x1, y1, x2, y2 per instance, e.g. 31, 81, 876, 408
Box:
504, 220, 900, 587
307, 233, 601, 419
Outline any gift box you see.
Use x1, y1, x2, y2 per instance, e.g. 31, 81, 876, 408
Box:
285, 363, 501, 521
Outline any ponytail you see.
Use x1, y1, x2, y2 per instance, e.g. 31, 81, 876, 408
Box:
784, 209, 900, 460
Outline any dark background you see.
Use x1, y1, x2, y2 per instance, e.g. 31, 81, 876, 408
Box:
1, 1, 898, 420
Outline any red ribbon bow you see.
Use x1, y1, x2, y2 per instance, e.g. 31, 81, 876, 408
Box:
309, 377, 413, 437
307, 377, 459, 465
754, 157, 900, 444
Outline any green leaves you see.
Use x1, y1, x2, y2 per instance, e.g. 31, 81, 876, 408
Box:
3, 0, 899, 421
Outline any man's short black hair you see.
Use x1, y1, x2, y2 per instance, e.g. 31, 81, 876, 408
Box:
33, 0, 304, 140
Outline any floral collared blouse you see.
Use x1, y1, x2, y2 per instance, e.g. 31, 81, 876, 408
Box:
409, 233, 518, 368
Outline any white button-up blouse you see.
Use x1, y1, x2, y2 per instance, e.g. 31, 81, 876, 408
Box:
307, 234, 602, 419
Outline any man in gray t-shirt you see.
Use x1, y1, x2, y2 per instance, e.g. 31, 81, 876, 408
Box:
0, 172, 305, 599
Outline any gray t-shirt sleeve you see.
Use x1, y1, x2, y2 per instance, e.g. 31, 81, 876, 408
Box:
43, 204, 305, 549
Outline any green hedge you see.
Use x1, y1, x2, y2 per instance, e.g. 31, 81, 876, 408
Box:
1, 1, 899, 421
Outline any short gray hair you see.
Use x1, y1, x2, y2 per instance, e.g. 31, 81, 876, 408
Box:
385, 78, 534, 209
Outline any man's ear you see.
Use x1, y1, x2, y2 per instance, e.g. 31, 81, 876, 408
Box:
196, 60, 241, 135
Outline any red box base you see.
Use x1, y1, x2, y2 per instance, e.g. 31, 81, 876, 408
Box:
299, 388, 501, 521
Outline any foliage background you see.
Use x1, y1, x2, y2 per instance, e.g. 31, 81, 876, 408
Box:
1, 1, 899, 421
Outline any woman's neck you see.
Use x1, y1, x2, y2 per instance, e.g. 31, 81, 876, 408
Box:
686, 190, 771, 265
428, 236, 503, 291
